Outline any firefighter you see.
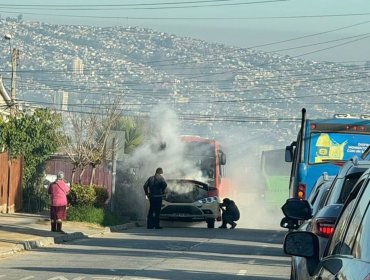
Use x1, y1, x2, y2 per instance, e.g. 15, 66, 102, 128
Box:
219, 198, 240, 229
143, 167, 167, 229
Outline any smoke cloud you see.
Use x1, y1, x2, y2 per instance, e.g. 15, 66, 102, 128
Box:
218, 129, 286, 230
118, 106, 288, 229
126, 106, 210, 182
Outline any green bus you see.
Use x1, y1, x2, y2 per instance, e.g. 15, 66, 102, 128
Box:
260, 148, 291, 208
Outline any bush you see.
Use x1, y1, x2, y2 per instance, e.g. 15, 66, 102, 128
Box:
67, 205, 104, 224
67, 184, 96, 207
67, 205, 125, 226
93, 185, 109, 207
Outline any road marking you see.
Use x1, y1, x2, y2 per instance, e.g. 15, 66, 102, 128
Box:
92, 277, 124, 280
20, 277, 34, 280
48, 277, 85, 280
237, 270, 247, 275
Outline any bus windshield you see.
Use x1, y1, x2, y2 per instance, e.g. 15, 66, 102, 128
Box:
309, 133, 370, 164
183, 142, 216, 181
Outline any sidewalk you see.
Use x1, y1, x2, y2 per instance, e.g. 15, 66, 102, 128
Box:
0, 213, 142, 258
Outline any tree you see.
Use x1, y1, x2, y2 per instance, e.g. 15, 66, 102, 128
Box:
59, 98, 123, 185
0, 109, 63, 212
112, 116, 145, 155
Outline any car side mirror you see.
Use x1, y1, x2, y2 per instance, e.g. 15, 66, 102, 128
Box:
281, 198, 312, 220
280, 217, 300, 230
285, 145, 293, 162
284, 231, 320, 276
220, 152, 226, 165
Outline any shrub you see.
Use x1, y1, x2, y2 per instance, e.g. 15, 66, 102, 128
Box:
67, 205, 104, 224
67, 184, 96, 207
93, 185, 109, 207
67, 205, 125, 226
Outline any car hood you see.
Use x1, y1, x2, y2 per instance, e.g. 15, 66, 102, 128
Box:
164, 179, 214, 203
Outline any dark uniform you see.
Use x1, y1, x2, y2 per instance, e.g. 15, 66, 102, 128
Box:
143, 168, 167, 229
219, 198, 240, 229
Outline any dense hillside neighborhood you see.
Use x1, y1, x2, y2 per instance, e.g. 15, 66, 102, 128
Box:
1, 17, 369, 147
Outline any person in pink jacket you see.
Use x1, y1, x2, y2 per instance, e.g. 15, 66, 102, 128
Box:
48, 171, 70, 233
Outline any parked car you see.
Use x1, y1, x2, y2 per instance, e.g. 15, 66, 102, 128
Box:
280, 172, 333, 230
284, 166, 370, 279
307, 172, 335, 217
281, 157, 370, 280
160, 179, 221, 228
281, 177, 333, 280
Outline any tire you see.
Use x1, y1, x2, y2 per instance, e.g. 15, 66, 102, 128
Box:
206, 219, 215, 228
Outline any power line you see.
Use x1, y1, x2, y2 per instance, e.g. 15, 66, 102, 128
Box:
0, 0, 288, 12
295, 34, 370, 58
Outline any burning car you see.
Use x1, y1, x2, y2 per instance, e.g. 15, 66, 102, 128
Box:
160, 179, 221, 228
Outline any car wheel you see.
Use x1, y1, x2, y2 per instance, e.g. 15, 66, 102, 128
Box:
206, 219, 215, 228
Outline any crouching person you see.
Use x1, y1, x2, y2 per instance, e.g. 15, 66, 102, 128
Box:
219, 198, 240, 229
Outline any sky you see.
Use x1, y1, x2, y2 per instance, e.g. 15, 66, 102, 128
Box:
1, 0, 370, 62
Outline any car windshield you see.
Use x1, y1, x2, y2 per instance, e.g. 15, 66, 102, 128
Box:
164, 180, 209, 203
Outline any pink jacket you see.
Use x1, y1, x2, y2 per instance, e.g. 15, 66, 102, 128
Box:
48, 179, 70, 206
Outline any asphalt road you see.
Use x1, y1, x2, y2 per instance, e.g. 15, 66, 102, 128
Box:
0, 223, 290, 280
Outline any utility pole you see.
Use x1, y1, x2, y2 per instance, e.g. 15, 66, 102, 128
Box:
111, 137, 117, 212
4, 34, 18, 116
10, 48, 19, 116
110, 131, 125, 212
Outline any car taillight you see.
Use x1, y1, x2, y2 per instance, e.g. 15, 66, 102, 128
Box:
314, 220, 335, 238
297, 183, 306, 200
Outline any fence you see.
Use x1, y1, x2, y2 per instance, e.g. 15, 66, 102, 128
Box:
0, 152, 23, 213
45, 155, 112, 196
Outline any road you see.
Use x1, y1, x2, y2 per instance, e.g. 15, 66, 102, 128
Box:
0, 224, 290, 280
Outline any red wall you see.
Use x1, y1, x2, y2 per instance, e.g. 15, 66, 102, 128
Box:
45, 156, 112, 196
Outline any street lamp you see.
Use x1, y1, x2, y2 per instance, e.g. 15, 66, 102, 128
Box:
4, 33, 12, 62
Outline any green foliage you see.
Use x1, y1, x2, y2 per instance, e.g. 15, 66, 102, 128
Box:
93, 185, 109, 207
23, 184, 50, 213
0, 109, 63, 212
112, 116, 145, 154
67, 205, 125, 226
67, 184, 96, 207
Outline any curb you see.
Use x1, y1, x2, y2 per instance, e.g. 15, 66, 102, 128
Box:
0, 221, 142, 258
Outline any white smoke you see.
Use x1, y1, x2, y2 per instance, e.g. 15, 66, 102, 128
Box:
121, 106, 288, 229
128, 106, 209, 182
217, 128, 286, 230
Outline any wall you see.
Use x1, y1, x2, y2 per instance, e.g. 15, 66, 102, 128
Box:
45, 155, 112, 196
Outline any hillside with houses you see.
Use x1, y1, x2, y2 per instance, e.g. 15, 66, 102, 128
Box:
0, 18, 369, 147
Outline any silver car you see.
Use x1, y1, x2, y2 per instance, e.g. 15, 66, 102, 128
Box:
160, 179, 221, 228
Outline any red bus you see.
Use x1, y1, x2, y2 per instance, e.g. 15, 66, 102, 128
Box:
180, 135, 228, 198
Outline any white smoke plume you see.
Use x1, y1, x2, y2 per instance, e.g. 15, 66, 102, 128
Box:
218, 129, 286, 230
127, 106, 209, 182
121, 106, 288, 230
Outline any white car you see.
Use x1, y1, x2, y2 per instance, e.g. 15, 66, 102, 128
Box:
160, 179, 221, 228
